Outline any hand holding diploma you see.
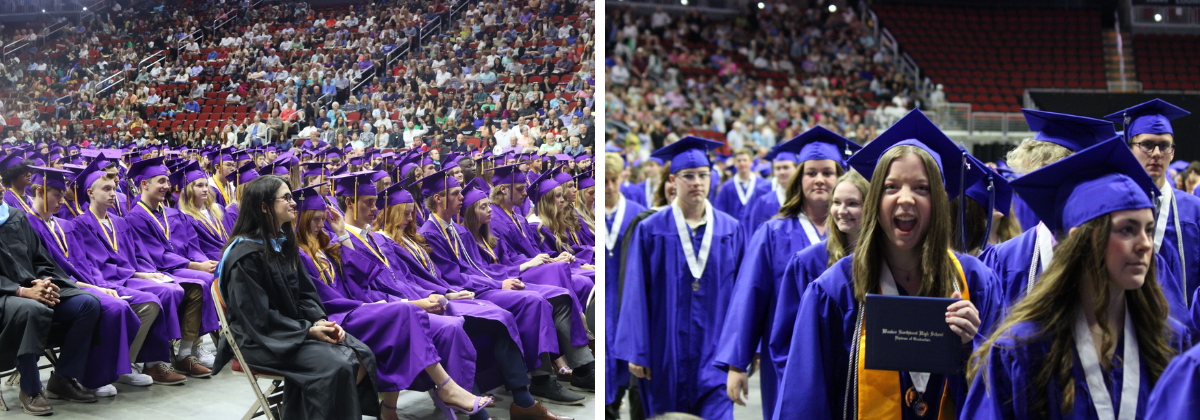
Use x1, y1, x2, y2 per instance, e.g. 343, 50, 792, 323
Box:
945, 291, 980, 344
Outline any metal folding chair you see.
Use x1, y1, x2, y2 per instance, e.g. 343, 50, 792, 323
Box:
0, 349, 59, 411
211, 281, 285, 420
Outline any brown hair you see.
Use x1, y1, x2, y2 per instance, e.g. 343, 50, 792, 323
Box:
777, 159, 844, 220
376, 202, 431, 252
852, 145, 958, 303
535, 185, 568, 252
295, 209, 342, 284
462, 198, 498, 248
967, 214, 1175, 417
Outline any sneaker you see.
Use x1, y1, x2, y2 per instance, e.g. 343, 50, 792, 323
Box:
194, 345, 216, 369
173, 356, 213, 378
145, 363, 187, 385
116, 373, 153, 386
529, 377, 585, 406
93, 384, 118, 397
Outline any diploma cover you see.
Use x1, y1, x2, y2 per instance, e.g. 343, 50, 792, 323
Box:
864, 294, 961, 374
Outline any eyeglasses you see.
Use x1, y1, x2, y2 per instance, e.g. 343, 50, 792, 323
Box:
277, 193, 295, 203
1133, 140, 1175, 154
676, 171, 711, 183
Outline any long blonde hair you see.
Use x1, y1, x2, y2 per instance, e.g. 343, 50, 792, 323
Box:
295, 209, 342, 275
967, 214, 1175, 417
376, 202, 432, 252
576, 184, 595, 232
179, 178, 226, 225
852, 145, 958, 303
826, 170, 869, 267
535, 185, 569, 252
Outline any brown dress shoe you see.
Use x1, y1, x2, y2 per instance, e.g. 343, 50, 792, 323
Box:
173, 356, 213, 378
44, 373, 97, 403
145, 362, 188, 385
18, 390, 53, 416
510, 401, 574, 420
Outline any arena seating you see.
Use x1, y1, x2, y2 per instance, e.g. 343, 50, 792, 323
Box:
876, 5, 1107, 112
1134, 33, 1200, 91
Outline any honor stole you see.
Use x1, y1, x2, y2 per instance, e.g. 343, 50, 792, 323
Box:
856, 252, 967, 420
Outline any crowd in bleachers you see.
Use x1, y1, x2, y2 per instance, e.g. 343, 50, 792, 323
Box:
1, 0, 596, 161
604, 3, 920, 164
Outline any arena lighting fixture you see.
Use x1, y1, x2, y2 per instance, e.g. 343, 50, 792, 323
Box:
83, 7, 87, 10
758, 2, 765, 9
829, 5, 838, 13
1155, 14, 1163, 22
680, 0, 687, 5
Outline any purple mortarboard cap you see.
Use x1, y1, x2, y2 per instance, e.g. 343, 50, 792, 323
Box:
377, 182, 415, 210
528, 164, 564, 204
1011, 137, 1158, 233
575, 171, 594, 189
300, 162, 329, 179
29, 166, 74, 191
767, 125, 862, 166
293, 183, 330, 212
331, 163, 349, 177
1170, 160, 1189, 174
1103, 99, 1191, 140
443, 152, 462, 170
331, 171, 385, 197
170, 161, 208, 188
348, 155, 369, 166
650, 136, 723, 173
461, 188, 489, 213
418, 168, 461, 197
127, 156, 170, 185
226, 163, 260, 186
1023, 109, 1119, 152
847, 109, 982, 199
0, 152, 27, 171
73, 158, 111, 204
207, 147, 235, 164
964, 154, 1013, 217
63, 164, 87, 176
491, 164, 527, 186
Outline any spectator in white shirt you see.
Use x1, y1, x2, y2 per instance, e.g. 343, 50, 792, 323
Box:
492, 119, 520, 153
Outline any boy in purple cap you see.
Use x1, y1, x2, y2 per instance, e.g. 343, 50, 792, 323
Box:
124, 157, 218, 378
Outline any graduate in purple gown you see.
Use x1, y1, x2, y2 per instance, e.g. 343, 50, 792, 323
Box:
738, 146, 802, 236
601, 152, 649, 410
221, 162, 260, 224
713, 149, 759, 222
767, 170, 869, 380
715, 126, 859, 420
416, 168, 596, 405
530, 167, 596, 266
624, 157, 662, 209
286, 182, 492, 420
964, 136, 1189, 420
124, 157, 219, 377
773, 110, 999, 420
1104, 99, 1200, 323
490, 164, 550, 259
205, 147, 237, 208
24, 165, 147, 396
983, 110, 1161, 312
613, 136, 747, 420
69, 158, 190, 385
1146, 337, 1200, 418
1, 151, 38, 214
174, 161, 233, 261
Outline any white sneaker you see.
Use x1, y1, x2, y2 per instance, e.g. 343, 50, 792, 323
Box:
194, 346, 215, 369
93, 384, 118, 397
116, 373, 153, 386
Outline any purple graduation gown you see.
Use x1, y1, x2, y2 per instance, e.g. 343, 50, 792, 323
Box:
1146, 336, 1200, 418
772, 253, 1002, 420
298, 249, 462, 393
125, 202, 219, 334
1159, 189, 1200, 316
1010, 193, 1039, 233
23, 212, 140, 389
767, 240, 830, 376
713, 176, 759, 221
182, 209, 233, 261
537, 224, 595, 265
622, 181, 650, 208
963, 320, 1189, 420
372, 236, 528, 374
464, 229, 594, 307
72, 209, 183, 362
714, 215, 824, 420
491, 203, 543, 259
613, 206, 746, 420
604, 197, 647, 405
739, 183, 782, 238
417, 216, 571, 361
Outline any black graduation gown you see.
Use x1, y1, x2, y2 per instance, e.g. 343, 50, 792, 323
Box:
211, 240, 381, 420
0, 206, 93, 371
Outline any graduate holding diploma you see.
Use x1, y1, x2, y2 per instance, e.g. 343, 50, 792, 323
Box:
772, 109, 1001, 420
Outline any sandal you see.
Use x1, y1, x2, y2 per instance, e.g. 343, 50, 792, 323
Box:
429, 377, 492, 420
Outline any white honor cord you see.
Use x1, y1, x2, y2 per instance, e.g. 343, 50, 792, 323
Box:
1072, 304, 1139, 420
736, 176, 757, 205
774, 178, 786, 207
671, 198, 715, 280
1026, 222, 1055, 297
797, 212, 821, 245
604, 196, 627, 255
877, 262, 960, 394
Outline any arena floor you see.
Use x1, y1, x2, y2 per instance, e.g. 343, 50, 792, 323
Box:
1, 340, 597, 419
